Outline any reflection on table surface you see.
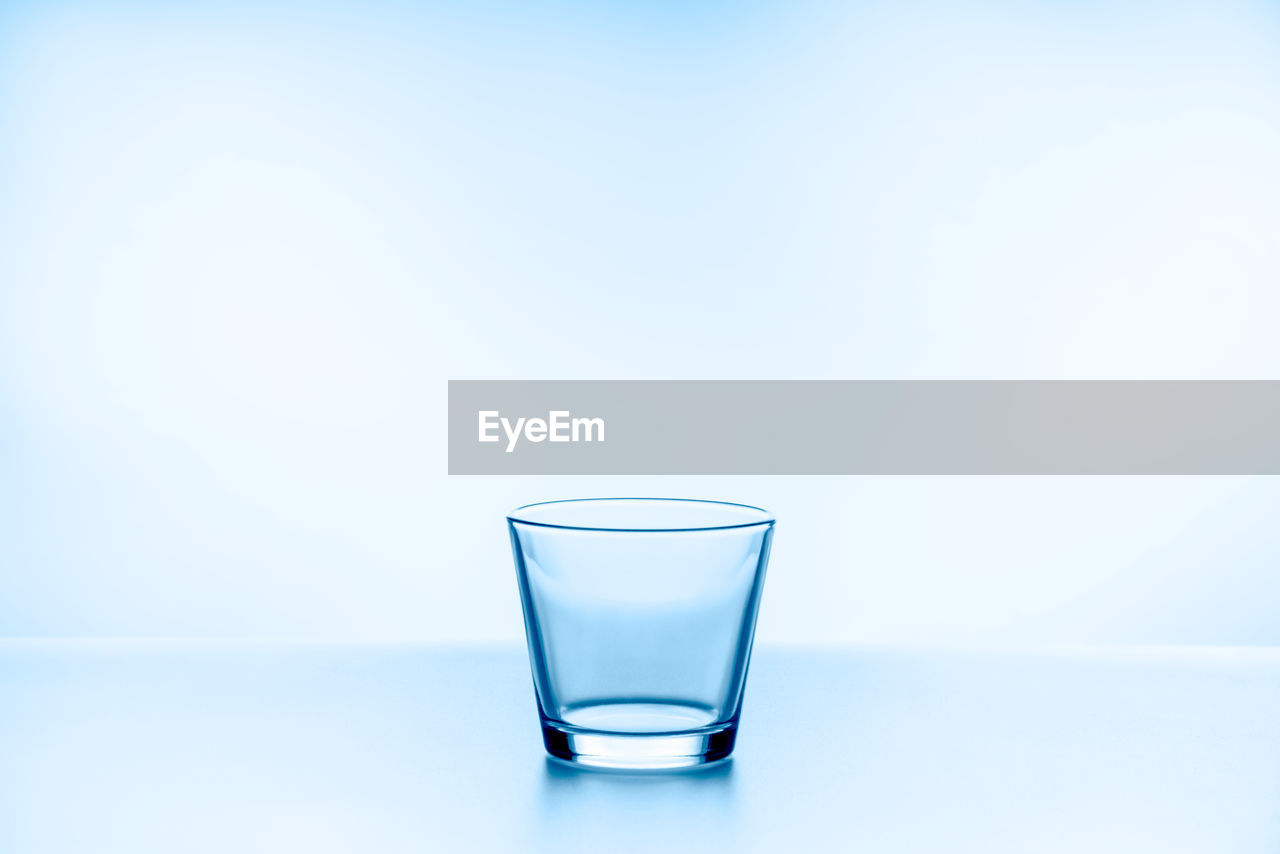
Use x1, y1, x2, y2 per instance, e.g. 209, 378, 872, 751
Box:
2, 641, 1278, 853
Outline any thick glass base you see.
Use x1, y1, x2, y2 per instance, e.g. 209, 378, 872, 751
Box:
541, 716, 737, 770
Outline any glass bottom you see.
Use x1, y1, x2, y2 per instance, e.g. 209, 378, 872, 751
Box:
541, 702, 737, 770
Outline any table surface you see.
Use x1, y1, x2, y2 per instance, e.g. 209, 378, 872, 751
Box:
2, 641, 1278, 853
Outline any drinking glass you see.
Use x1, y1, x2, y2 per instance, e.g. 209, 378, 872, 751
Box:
508, 498, 775, 770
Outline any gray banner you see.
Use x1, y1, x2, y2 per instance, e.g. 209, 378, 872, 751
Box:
448, 381, 1280, 474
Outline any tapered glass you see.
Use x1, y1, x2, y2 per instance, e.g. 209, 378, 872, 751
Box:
508, 498, 775, 770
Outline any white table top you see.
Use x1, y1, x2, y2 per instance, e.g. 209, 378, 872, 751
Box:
2, 641, 1278, 853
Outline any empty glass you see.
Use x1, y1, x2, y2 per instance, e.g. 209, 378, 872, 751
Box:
508, 498, 775, 770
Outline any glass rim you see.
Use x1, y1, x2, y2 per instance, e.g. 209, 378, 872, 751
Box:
506, 497, 776, 533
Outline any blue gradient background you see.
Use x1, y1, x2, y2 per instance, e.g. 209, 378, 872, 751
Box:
3, 0, 1280, 644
